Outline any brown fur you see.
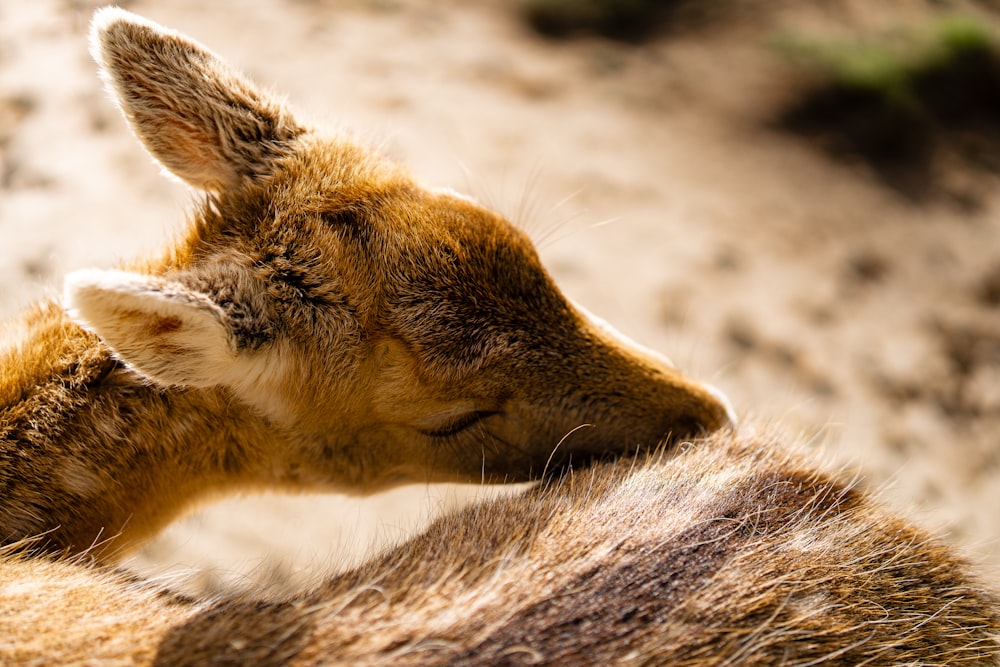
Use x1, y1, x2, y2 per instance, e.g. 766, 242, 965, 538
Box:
3, 10, 997, 665
2, 429, 997, 665
0, 9, 730, 557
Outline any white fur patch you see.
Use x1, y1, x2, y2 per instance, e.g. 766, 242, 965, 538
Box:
227, 347, 295, 421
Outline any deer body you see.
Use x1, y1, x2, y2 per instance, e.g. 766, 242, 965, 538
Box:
0, 9, 729, 556
2, 429, 998, 665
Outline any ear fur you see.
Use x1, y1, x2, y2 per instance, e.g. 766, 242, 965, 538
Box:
64, 269, 237, 388
90, 7, 303, 191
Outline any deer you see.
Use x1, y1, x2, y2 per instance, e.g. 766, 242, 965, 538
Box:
1, 8, 997, 666
0, 7, 732, 560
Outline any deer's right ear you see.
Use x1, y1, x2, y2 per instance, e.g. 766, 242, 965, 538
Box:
90, 8, 303, 192
63, 269, 238, 388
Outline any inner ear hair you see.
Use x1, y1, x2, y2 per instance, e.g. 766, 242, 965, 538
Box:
63, 269, 237, 388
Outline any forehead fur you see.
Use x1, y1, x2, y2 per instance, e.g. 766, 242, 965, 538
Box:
384, 194, 573, 379
160, 131, 568, 376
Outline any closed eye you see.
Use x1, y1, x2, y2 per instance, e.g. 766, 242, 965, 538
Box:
419, 410, 499, 438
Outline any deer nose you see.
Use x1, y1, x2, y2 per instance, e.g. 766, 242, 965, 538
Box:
704, 382, 738, 429
659, 381, 736, 442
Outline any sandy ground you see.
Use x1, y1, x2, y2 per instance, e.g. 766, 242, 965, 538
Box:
1, 0, 998, 595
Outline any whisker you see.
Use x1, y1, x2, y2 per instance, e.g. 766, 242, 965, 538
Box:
542, 423, 594, 479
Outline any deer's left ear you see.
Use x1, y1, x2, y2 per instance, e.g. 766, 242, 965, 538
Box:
64, 269, 240, 388
90, 7, 303, 192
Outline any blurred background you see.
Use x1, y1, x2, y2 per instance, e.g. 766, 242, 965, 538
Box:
1, 0, 998, 595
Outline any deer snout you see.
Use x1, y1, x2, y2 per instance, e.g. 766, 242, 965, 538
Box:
659, 377, 737, 436
642, 373, 736, 444
703, 382, 738, 429
570, 299, 736, 436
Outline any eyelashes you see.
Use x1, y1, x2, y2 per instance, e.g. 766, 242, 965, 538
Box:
419, 410, 499, 438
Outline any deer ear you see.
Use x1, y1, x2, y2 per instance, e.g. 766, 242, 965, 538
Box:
90, 8, 303, 192
63, 269, 236, 388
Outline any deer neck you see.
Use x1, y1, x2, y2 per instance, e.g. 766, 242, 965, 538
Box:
0, 299, 276, 559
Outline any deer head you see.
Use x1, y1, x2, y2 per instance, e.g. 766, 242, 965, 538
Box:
67, 8, 733, 491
